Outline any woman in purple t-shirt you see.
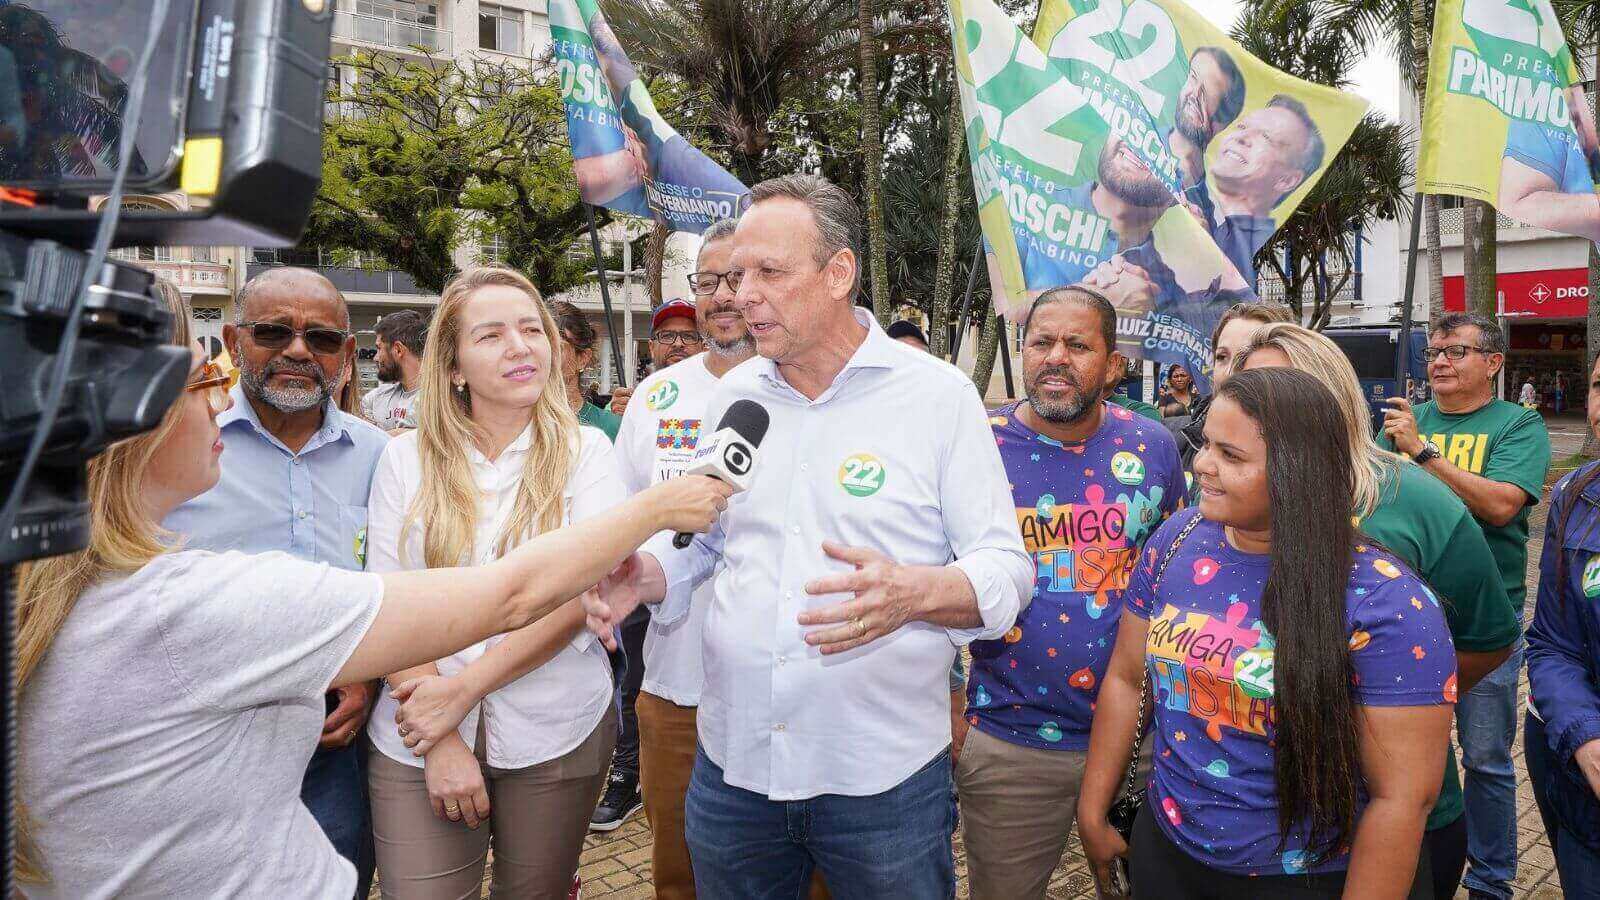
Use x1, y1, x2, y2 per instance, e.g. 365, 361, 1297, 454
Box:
1077, 368, 1457, 898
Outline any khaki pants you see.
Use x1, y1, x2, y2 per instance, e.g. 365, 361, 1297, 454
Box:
956, 727, 1150, 900
368, 712, 616, 900
636, 691, 828, 900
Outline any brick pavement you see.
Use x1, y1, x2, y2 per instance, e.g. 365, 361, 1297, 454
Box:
397, 419, 1596, 899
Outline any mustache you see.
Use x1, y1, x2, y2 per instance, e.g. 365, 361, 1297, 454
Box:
262, 358, 327, 385
1032, 365, 1081, 388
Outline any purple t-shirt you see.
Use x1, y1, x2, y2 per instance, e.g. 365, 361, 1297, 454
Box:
1126, 508, 1458, 876
967, 401, 1185, 750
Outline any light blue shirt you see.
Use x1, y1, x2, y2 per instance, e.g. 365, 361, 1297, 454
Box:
164, 386, 390, 571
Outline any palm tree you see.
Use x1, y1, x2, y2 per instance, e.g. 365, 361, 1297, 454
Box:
930, 79, 966, 358
859, 0, 892, 324
599, 0, 858, 184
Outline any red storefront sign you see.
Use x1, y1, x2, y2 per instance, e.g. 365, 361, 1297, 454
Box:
1443, 268, 1590, 318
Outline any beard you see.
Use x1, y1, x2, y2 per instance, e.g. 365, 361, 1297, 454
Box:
706, 333, 754, 357
1026, 366, 1101, 424
1098, 148, 1175, 209
1176, 93, 1210, 146
239, 357, 330, 414
376, 358, 400, 383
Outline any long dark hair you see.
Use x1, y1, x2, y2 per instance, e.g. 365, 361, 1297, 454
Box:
1216, 368, 1361, 862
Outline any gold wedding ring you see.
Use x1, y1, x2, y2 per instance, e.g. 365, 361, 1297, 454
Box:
855, 618, 866, 637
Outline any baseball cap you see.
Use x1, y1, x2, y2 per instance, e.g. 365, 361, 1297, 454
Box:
886, 320, 929, 345
652, 298, 697, 331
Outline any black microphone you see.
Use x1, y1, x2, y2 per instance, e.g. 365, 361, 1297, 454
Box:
672, 399, 770, 548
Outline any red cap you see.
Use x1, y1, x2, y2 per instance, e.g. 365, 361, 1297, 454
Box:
652, 298, 697, 331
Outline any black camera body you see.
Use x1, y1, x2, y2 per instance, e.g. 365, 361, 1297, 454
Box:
0, 0, 334, 564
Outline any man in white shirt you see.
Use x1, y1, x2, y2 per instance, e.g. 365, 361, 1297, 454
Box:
586, 174, 1032, 898
361, 309, 426, 433
613, 215, 810, 899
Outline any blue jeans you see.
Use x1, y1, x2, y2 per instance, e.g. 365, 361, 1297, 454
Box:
302, 740, 375, 900
684, 748, 956, 900
1525, 711, 1600, 898
1458, 641, 1522, 899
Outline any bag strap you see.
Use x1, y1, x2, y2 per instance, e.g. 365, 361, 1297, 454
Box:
1119, 512, 1203, 802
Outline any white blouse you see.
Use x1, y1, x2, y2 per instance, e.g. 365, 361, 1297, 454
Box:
364, 425, 624, 769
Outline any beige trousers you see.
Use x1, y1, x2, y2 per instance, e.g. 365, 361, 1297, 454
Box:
368, 712, 616, 900
956, 727, 1150, 900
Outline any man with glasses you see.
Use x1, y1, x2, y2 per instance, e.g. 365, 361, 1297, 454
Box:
164, 267, 390, 900
1380, 311, 1551, 900
609, 299, 704, 417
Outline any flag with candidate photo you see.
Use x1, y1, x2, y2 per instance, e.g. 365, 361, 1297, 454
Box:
948, 0, 1367, 389
549, 0, 750, 233
1417, 0, 1600, 243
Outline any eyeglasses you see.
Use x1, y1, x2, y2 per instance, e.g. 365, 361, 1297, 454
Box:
688, 271, 736, 296
1421, 344, 1487, 363
651, 331, 704, 347
238, 322, 350, 355
186, 361, 233, 415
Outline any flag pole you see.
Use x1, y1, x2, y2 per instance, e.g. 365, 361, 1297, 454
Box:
950, 237, 983, 362
997, 312, 1016, 397
586, 203, 630, 388
1396, 192, 1424, 399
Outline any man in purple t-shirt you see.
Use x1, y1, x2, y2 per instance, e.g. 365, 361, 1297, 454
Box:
958, 286, 1185, 898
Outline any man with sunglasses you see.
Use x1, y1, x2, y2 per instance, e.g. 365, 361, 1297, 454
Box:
164, 267, 390, 900
1380, 311, 1551, 900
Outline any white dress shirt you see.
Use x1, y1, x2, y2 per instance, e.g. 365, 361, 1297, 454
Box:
365, 425, 624, 769
614, 353, 723, 706
644, 309, 1032, 800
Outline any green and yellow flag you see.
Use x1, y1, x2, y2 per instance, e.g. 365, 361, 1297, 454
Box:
949, 0, 1366, 388
1418, 0, 1600, 242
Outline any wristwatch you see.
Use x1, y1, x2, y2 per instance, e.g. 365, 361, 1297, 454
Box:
1413, 441, 1441, 465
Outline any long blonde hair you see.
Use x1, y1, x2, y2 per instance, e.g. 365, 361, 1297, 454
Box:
1237, 321, 1403, 519
403, 266, 580, 567
13, 278, 193, 883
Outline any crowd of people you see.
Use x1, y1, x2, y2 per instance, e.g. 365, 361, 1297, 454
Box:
13, 170, 1596, 900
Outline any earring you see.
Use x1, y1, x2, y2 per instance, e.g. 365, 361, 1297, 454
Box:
454, 381, 467, 394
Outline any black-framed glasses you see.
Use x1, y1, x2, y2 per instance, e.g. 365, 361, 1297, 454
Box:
238, 322, 350, 355
688, 271, 736, 296
1421, 344, 1487, 363
651, 331, 704, 347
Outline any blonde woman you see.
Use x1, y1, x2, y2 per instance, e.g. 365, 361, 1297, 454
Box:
13, 290, 731, 899
362, 266, 624, 898
1236, 323, 1522, 900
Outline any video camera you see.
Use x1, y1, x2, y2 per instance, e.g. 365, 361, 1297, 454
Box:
0, 0, 333, 565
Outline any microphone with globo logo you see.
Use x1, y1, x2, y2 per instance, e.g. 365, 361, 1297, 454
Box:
672, 399, 770, 548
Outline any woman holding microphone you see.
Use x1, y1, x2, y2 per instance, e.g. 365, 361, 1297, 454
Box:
13, 289, 730, 899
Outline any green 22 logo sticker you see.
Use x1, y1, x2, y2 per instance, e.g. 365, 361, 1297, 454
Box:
1583, 556, 1600, 598
838, 453, 887, 497
646, 380, 679, 411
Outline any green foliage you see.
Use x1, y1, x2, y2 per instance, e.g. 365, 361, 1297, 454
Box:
307, 52, 603, 295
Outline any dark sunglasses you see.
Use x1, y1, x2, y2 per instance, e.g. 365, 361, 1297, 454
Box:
238, 322, 349, 355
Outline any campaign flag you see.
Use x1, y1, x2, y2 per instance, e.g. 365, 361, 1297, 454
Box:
949, 0, 1366, 388
549, 0, 749, 233
1032, 0, 1368, 288
1417, 0, 1600, 243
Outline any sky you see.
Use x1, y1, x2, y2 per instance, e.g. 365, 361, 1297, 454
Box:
1183, 0, 1403, 120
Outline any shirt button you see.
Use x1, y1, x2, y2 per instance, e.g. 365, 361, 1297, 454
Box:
296, 510, 307, 519
292, 458, 303, 467
773, 723, 786, 732
776, 655, 787, 665
791, 525, 800, 535
801, 463, 809, 472
785, 591, 793, 600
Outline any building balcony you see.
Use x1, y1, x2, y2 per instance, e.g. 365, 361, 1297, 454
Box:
332, 9, 451, 55
249, 248, 430, 298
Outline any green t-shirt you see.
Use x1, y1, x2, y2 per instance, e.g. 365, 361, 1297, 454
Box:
579, 401, 622, 443
1107, 392, 1163, 422
1360, 461, 1522, 830
1378, 398, 1550, 609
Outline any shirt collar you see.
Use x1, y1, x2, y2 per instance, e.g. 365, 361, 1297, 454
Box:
219, 384, 354, 453
754, 307, 899, 393
468, 422, 534, 466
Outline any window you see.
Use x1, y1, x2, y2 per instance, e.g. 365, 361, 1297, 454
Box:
479, 4, 522, 55
192, 246, 219, 263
